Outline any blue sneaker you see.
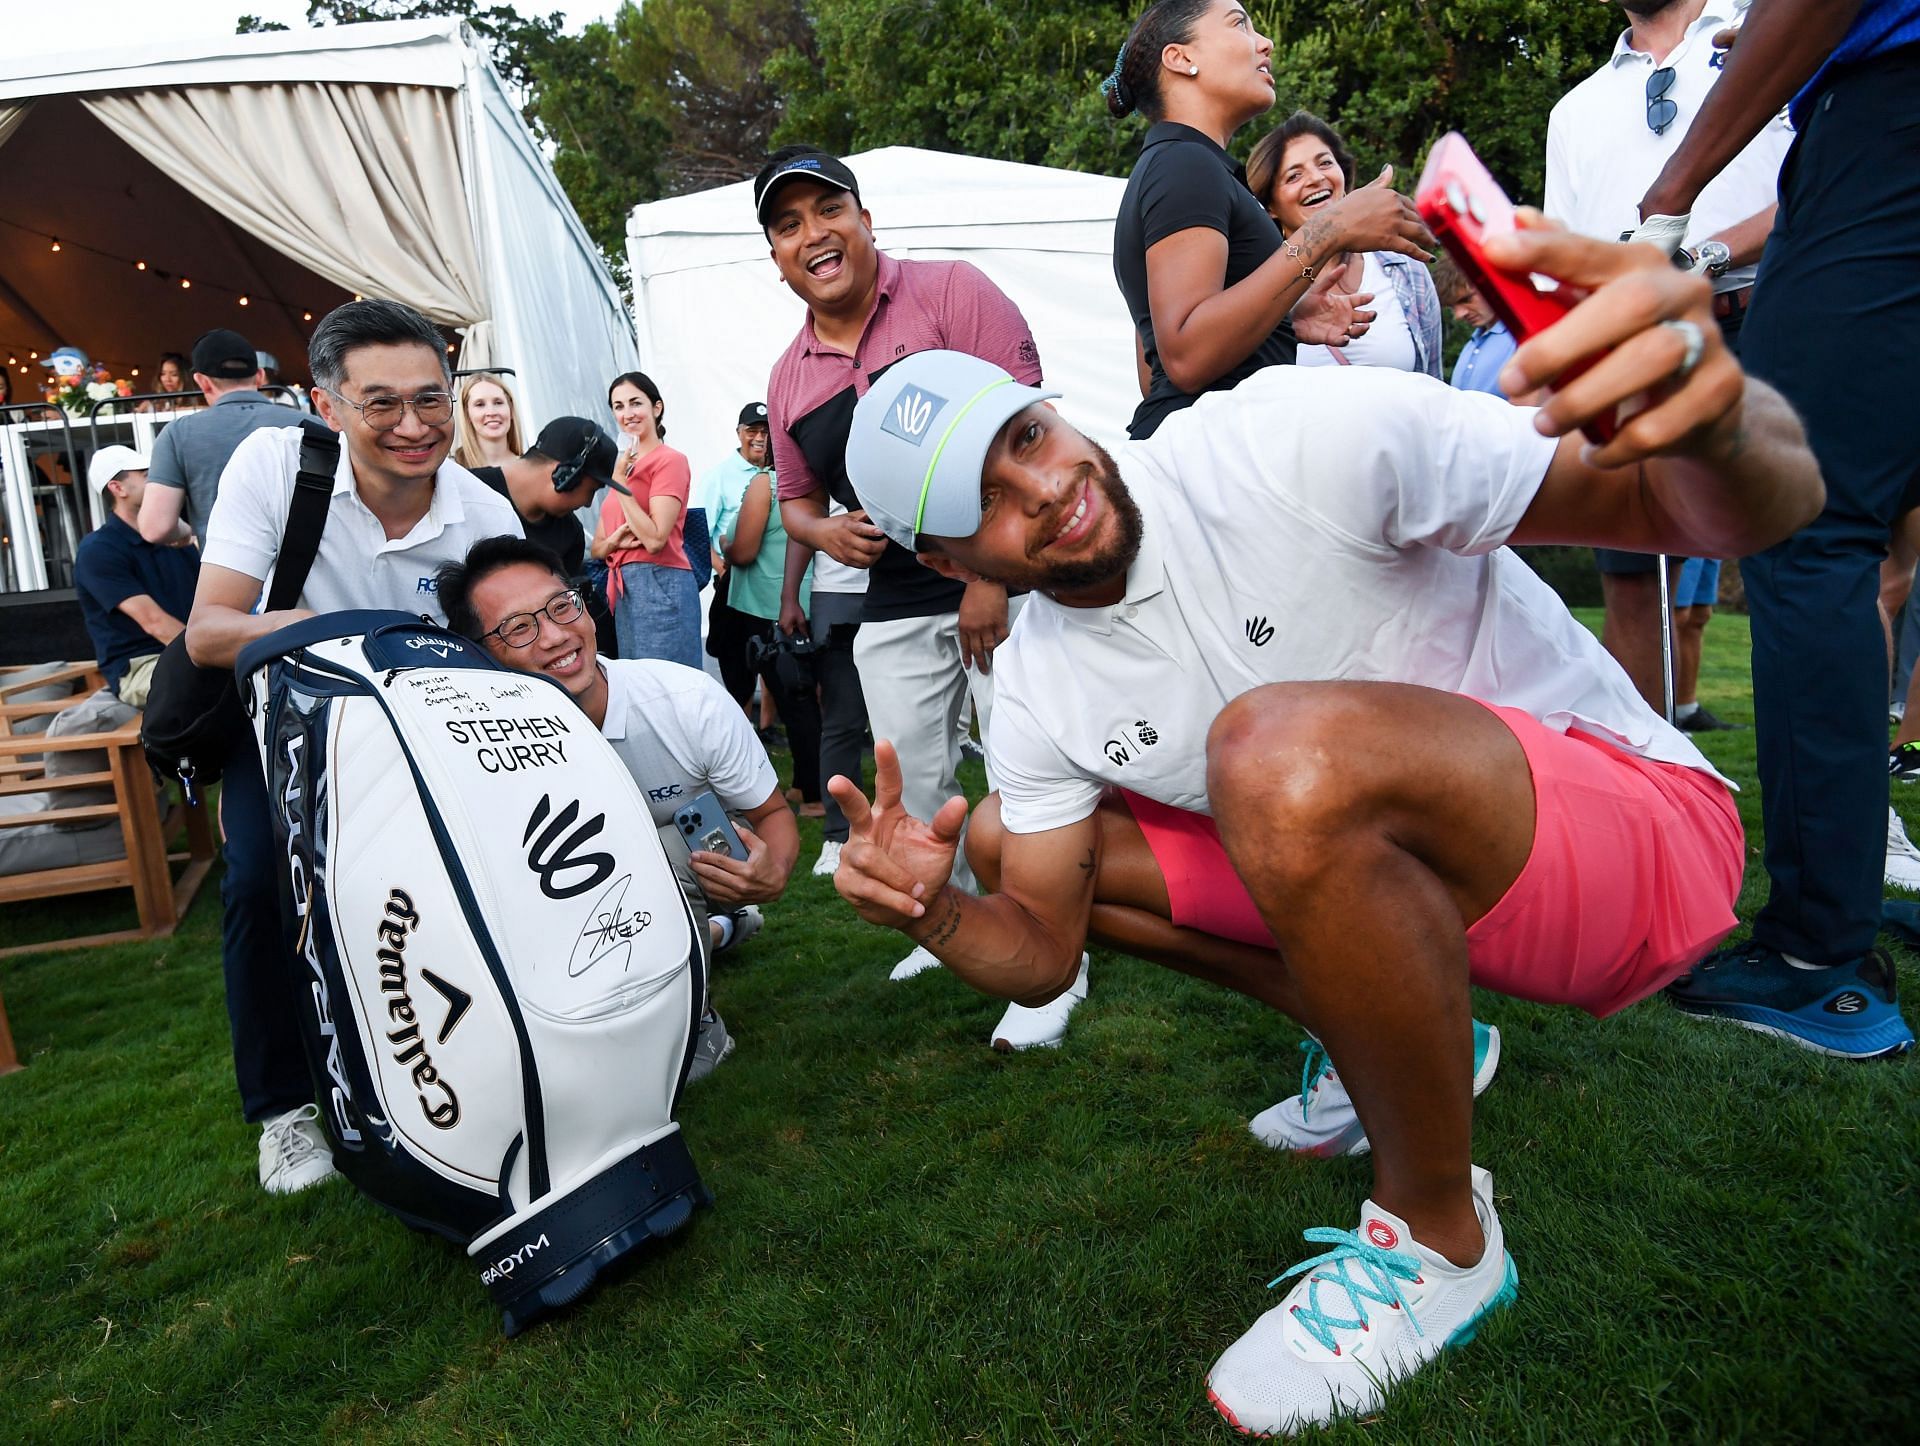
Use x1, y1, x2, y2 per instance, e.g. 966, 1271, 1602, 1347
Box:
1666, 944, 1913, 1059
1249, 1020, 1501, 1155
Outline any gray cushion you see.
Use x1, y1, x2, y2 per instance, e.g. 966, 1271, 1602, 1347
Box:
3, 661, 76, 738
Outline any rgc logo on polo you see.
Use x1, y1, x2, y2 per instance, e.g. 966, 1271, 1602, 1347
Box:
882, 386, 947, 446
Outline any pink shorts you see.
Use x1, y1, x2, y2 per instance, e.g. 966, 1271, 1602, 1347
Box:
1119, 702, 1745, 1018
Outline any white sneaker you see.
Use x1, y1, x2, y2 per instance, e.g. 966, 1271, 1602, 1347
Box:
1206, 1165, 1518, 1437
258, 1103, 338, 1195
990, 955, 1090, 1051
812, 839, 844, 878
890, 944, 943, 981
1250, 1021, 1501, 1157
1887, 809, 1920, 893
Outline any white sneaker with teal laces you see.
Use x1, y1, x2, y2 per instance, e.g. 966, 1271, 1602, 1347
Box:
990, 954, 1089, 1051
1249, 1022, 1501, 1156
1206, 1165, 1517, 1436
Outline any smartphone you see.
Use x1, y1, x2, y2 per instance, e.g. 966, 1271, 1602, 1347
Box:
674, 790, 746, 860
1415, 132, 1618, 441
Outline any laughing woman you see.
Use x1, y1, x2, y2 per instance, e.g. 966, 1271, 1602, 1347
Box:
1249, 111, 1443, 378
1106, 0, 1434, 438
593, 371, 700, 667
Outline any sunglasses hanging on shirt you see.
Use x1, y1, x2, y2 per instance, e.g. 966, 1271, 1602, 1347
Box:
1646, 65, 1679, 135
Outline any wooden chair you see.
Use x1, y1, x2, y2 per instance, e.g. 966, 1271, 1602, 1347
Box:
0, 664, 218, 1074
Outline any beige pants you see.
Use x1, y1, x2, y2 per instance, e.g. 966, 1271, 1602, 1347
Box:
116, 652, 160, 708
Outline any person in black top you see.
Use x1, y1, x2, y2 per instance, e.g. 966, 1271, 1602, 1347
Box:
73, 445, 200, 707
464, 415, 615, 577
1105, 0, 1435, 438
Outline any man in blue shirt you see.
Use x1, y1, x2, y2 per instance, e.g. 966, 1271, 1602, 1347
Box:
1639, 0, 1920, 1058
73, 446, 200, 706
1434, 258, 1516, 400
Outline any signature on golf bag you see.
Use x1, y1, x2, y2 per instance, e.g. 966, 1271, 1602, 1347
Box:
239, 611, 712, 1335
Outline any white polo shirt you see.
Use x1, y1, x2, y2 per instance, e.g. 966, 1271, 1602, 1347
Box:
985, 366, 1724, 836
202, 424, 523, 620
1544, 2, 1790, 292
597, 657, 779, 827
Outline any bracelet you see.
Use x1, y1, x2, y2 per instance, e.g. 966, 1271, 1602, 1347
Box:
1283, 238, 1317, 282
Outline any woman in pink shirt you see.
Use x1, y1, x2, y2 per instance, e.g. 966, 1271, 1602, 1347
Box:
591, 370, 700, 666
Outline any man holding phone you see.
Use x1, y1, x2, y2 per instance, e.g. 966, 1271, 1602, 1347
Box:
824, 213, 1824, 1432
435, 536, 800, 1080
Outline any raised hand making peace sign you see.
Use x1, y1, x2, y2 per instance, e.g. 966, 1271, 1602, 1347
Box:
826, 741, 968, 935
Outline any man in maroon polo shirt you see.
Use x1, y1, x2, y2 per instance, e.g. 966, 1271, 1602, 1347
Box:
759, 144, 1090, 1050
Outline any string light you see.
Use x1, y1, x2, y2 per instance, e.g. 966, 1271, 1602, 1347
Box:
0, 216, 335, 331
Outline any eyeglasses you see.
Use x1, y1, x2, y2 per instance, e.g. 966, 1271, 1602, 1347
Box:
324, 387, 455, 431
1645, 66, 1678, 135
484, 588, 586, 648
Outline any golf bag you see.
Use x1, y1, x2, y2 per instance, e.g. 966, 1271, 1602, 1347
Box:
237, 610, 712, 1335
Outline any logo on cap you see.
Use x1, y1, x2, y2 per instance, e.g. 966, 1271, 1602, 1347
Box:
882, 387, 946, 447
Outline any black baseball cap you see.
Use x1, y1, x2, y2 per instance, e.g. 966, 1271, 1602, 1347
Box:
754, 148, 861, 227
191, 328, 260, 380
530, 417, 619, 494
737, 402, 770, 427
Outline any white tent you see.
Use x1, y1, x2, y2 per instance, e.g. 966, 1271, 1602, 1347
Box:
0, 18, 636, 431
626, 146, 1138, 491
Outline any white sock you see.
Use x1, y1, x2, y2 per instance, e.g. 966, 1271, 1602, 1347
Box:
1675, 701, 1701, 720
712, 914, 735, 950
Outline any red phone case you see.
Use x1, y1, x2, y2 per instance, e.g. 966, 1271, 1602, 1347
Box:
1415, 132, 1617, 441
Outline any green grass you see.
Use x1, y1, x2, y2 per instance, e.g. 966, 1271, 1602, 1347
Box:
3, 610, 1918, 1442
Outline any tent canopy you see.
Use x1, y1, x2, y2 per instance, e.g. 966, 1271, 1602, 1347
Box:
0, 19, 635, 428
627, 146, 1139, 493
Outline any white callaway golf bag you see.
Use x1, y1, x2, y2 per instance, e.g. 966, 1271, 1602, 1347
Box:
238, 610, 711, 1334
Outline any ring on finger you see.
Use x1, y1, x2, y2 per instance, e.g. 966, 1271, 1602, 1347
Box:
1660, 318, 1706, 382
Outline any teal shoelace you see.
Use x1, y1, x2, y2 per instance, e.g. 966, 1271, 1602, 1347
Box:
1269, 1227, 1425, 1355
1297, 1038, 1333, 1123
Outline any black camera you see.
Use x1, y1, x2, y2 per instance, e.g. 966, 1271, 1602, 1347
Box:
745, 629, 821, 668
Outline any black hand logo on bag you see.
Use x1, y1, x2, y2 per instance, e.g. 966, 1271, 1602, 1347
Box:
523, 794, 616, 900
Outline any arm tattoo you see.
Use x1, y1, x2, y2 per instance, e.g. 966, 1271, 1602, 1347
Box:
921, 891, 964, 950
1078, 848, 1095, 880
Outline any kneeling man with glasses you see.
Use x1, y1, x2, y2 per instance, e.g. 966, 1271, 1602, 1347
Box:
436, 535, 800, 1081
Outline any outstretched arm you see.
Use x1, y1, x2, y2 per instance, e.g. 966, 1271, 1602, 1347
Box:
830, 741, 1094, 1006
1495, 217, 1823, 558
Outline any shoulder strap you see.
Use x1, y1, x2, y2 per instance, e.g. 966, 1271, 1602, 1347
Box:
265, 417, 339, 613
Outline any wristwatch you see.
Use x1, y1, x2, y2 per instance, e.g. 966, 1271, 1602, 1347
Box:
1686, 240, 1733, 278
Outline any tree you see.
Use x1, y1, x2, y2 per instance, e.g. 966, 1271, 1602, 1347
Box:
764, 0, 1621, 201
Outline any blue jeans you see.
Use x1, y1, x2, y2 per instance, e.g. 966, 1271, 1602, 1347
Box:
613, 562, 701, 668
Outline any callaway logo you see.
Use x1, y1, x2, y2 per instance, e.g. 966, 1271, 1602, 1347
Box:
523, 794, 616, 900
1826, 991, 1868, 1015
405, 635, 459, 658
1245, 616, 1275, 647
1366, 1219, 1399, 1249
880, 385, 948, 446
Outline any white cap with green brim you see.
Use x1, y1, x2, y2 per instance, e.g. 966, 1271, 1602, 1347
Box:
846, 350, 1059, 550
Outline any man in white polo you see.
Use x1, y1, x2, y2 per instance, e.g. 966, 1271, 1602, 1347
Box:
186, 298, 523, 1197
824, 218, 1825, 1433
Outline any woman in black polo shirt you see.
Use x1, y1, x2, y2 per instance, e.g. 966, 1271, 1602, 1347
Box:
1105, 0, 1434, 438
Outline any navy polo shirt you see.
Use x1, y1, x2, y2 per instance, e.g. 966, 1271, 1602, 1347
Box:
73, 513, 201, 691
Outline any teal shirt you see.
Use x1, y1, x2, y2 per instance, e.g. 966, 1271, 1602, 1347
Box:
715, 469, 811, 621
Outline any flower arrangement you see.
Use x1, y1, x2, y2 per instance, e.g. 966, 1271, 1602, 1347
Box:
38, 347, 130, 418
